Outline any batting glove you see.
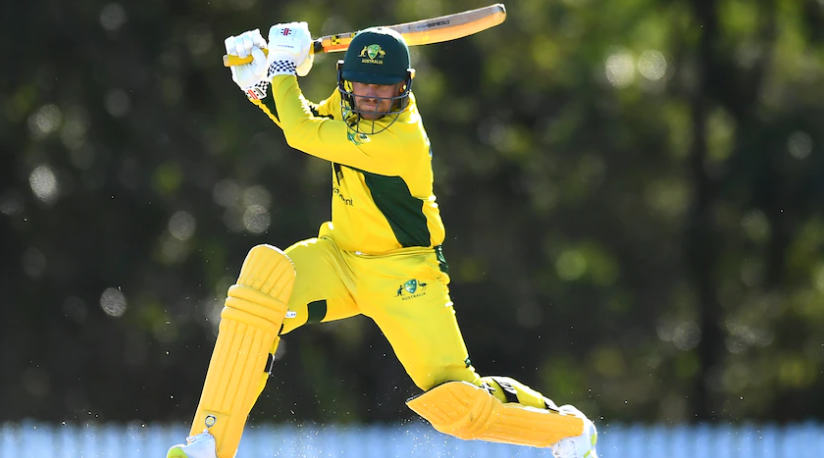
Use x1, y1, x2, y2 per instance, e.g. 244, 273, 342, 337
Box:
267, 22, 314, 77
224, 29, 270, 100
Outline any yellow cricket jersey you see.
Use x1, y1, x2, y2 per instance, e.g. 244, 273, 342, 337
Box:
252, 75, 446, 255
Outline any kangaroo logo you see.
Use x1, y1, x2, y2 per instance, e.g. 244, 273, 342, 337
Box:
397, 279, 427, 299
359, 44, 386, 64
359, 44, 386, 60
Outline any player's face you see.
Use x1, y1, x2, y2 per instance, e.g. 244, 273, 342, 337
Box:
351, 82, 403, 120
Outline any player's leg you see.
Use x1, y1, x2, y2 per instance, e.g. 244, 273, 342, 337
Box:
168, 244, 296, 458
354, 249, 596, 454
407, 381, 598, 456
279, 236, 360, 335
168, 237, 358, 458
252, 236, 360, 399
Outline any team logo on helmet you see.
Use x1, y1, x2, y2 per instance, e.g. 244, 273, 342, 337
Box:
359, 44, 386, 64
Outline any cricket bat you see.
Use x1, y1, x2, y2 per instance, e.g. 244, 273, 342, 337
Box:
222, 3, 506, 67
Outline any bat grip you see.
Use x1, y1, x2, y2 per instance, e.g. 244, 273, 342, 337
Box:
222, 38, 324, 67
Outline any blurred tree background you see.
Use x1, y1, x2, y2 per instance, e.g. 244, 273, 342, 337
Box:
2, 0, 824, 429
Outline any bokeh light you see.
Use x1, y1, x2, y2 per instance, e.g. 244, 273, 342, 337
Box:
100, 287, 128, 317
605, 51, 635, 88
29, 165, 59, 205
168, 211, 196, 241
243, 205, 270, 234
27, 105, 62, 140
99, 3, 127, 32
637, 50, 667, 81
787, 131, 813, 160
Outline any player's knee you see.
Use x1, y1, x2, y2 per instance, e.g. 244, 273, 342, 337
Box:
236, 244, 295, 295
224, 244, 296, 327
283, 237, 324, 262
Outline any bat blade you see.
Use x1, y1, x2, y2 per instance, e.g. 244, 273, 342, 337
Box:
222, 3, 506, 67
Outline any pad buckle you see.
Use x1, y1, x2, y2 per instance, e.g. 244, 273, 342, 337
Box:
264, 353, 276, 377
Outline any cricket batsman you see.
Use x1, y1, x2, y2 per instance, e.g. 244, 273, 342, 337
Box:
166, 21, 599, 458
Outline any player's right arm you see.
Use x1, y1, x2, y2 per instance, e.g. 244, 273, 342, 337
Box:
270, 75, 407, 176
224, 24, 409, 176
263, 23, 408, 175
252, 85, 339, 131
249, 90, 334, 130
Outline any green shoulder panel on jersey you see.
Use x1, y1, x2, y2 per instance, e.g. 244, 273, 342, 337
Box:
307, 102, 329, 118
261, 96, 328, 122
260, 93, 280, 122
361, 171, 431, 248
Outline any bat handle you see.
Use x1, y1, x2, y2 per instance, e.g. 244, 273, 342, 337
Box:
222, 39, 323, 67
312, 39, 324, 54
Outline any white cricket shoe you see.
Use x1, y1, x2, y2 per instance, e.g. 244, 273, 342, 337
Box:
550, 405, 598, 458
167, 430, 218, 458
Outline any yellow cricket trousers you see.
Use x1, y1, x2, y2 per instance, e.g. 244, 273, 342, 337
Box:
281, 235, 482, 390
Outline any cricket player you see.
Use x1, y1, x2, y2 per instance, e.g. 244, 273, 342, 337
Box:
167, 22, 598, 458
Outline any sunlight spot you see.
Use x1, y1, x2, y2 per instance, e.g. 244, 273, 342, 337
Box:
556, 249, 587, 281
605, 51, 635, 88
168, 211, 196, 241
243, 185, 271, 208
741, 210, 770, 244
672, 321, 701, 350
100, 287, 127, 317
100, 3, 127, 31
29, 165, 59, 205
105, 90, 131, 117
213, 180, 241, 207
243, 205, 270, 234
28, 104, 62, 140
787, 131, 812, 160
637, 50, 667, 81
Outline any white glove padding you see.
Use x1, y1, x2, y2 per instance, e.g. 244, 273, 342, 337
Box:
267, 22, 314, 77
224, 29, 270, 100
